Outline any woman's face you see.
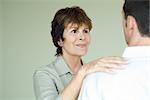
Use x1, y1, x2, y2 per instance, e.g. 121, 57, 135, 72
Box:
59, 23, 91, 57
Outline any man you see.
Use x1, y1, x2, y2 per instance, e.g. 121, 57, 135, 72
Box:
78, 0, 150, 100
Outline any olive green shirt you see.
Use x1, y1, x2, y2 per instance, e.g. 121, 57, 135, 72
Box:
33, 56, 74, 100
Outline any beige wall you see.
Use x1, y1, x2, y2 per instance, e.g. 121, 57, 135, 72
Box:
2, 0, 125, 100
0, 0, 3, 99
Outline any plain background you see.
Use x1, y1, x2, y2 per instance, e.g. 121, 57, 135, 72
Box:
0, 0, 126, 100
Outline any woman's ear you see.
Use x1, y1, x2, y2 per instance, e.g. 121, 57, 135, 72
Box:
57, 39, 63, 47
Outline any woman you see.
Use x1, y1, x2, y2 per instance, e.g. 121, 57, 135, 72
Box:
33, 6, 126, 100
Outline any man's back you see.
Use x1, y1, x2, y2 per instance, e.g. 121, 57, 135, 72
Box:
78, 47, 150, 100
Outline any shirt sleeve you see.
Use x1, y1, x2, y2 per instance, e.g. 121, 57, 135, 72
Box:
78, 73, 103, 100
33, 70, 62, 100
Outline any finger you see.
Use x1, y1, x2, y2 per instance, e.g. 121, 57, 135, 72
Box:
98, 58, 128, 64
96, 62, 125, 69
95, 66, 117, 74
99, 56, 123, 60
86, 65, 119, 75
102, 60, 128, 64
99, 56, 128, 62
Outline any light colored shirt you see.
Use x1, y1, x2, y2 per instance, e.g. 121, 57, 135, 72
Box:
33, 56, 74, 100
78, 46, 150, 100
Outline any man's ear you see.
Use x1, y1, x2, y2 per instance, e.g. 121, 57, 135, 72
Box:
57, 39, 63, 47
126, 15, 138, 35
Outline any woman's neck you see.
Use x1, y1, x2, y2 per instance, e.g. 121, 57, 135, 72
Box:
62, 54, 82, 74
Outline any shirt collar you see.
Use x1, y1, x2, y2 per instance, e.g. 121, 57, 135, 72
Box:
122, 46, 150, 58
54, 56, 73, 76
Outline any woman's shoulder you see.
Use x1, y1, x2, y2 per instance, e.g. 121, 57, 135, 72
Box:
36, 63, 55, 72
33, 59, 59, 78
33, 56, 65, 78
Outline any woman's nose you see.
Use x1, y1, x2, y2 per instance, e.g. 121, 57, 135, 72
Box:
79, 33, 85, 40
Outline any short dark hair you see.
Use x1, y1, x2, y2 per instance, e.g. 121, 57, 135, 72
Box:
51, 6, 92, 56
123, 0, 149, 37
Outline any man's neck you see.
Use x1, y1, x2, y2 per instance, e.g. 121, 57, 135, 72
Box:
128, 37, 150, 46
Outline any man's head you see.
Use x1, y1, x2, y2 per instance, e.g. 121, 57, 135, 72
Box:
51, 6, 92, 56
122, 0, 150, 46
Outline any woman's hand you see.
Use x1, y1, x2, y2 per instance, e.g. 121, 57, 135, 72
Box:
78, 56, 127, 78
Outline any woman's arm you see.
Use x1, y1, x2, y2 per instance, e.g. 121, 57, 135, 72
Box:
60, 70, 85, 100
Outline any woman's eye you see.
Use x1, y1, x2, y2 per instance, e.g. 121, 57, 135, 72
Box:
84, 29, 89, 34
72, 30, 77, 34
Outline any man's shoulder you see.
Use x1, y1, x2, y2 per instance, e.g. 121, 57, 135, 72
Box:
84, 60, 145, 84
84, 58, 150, 85
84, 72, 111, 85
